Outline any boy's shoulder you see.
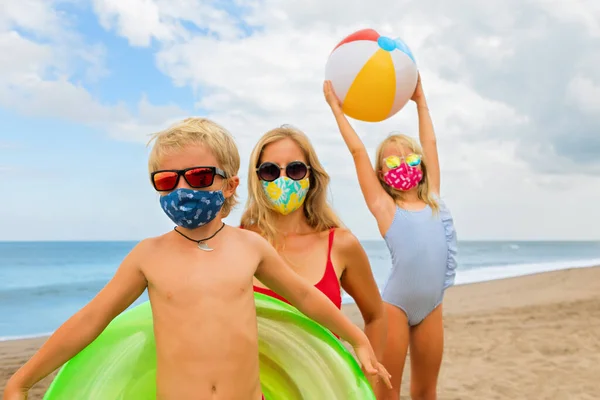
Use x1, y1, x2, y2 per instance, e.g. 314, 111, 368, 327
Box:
130, 233, 172, 258
140, 232, 170, 246
232, 224, 267, 244
133, 226, 271, 257
229, 225, 275, 256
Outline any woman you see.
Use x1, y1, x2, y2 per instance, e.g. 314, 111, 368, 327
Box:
240, 125, 387, 393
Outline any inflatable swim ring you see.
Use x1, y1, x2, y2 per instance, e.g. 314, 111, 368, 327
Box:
43, 292, 374, 399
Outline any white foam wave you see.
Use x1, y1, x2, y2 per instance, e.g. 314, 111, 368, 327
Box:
342, 257, 600, 304
0, 332, 53, 342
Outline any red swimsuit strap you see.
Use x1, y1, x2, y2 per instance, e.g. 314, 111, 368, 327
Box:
314, 228, 341, 307
253, 228, 341, 306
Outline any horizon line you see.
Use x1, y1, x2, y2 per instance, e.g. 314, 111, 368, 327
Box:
1, 239, 600, 243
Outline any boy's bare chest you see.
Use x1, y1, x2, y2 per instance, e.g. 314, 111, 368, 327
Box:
144, 248, 257, 301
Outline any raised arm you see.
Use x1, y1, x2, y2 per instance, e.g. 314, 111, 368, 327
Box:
252, 234, 392, 388
323, 81, 395, 233
3, 241, 149, 399
412, 75, 440, 195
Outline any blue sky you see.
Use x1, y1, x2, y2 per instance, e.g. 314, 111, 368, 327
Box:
1, 1, 199, 240
1, 0, 599, 241
1, 3, 180, 240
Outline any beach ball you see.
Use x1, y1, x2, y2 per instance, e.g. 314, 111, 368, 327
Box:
325, 29, 418, 123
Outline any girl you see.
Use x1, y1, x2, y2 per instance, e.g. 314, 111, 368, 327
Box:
240, 125, 390, 394
323, 76, 457, 400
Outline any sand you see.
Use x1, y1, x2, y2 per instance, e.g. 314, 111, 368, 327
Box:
2, 266, 600, 399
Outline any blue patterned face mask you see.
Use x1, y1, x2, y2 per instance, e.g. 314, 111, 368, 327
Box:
262, 176, 310, 215
160, 188, 225, 229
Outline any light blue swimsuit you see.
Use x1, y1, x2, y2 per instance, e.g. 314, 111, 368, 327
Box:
382, 198, 458, 326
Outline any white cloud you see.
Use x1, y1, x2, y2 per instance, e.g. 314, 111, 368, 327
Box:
0, 0, 189, 143
0, 0, 68, 38
532, 0, 600, 37
83, 0, 600, 240
1, 0, 599, 239
567, 76, 600, 115
92, 0, 179, 46
92, 0, 248, 47
109, 95, 190, 142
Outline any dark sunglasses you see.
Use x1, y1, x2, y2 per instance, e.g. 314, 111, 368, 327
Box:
151, 166, 226, 191
256, 161, 310, 182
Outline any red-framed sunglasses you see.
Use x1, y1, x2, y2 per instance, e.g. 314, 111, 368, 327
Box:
151, 166, 226, 191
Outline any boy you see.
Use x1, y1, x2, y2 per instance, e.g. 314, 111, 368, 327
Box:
3, 117, 391, 400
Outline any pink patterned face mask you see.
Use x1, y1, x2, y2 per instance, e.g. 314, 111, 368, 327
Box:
383, 162, 423, 191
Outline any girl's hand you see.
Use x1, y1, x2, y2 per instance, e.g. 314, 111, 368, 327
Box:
354, 343, 392, 390
411, 73, 425, 103
323, 80, 343, 112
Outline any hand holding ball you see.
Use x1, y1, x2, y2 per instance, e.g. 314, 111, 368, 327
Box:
324, 29, 418, 123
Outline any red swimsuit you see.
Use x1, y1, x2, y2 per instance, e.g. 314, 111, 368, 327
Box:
253, 228, 342, 309
255, 228, 342, 396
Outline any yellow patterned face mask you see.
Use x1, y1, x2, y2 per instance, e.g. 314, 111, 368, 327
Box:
262, 176, 310, 215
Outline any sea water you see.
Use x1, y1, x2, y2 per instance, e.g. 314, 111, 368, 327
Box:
1, 240, 600, 339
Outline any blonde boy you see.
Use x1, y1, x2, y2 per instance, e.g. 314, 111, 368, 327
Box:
3, 117, 390, 400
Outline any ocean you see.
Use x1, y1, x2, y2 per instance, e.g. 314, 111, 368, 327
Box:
2, 240, 600, 340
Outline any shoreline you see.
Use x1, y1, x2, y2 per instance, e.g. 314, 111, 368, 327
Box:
341, 258, 600, 308
2, 266, 600, 399
3, 261, 600, 342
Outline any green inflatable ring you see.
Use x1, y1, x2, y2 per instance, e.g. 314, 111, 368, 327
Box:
43, 292, 375, 399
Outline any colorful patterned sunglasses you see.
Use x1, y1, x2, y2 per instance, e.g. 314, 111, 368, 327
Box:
384, 154, 422, 169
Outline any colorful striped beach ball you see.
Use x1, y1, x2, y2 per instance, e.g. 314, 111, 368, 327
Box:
325, 29, 418, 123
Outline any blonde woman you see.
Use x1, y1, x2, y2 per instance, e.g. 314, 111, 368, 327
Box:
240, 125, 388, 392
324, 76, 458, 400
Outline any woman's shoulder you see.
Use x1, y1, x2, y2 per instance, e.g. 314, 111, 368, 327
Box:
330, 227, 363, 252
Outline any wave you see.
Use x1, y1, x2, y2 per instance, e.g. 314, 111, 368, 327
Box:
454, 257, 600, 286
342, 257, 600, 304
0, 279, 109, 301
0, 332, 54, 342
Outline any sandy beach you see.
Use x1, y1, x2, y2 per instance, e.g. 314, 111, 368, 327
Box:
2, 266, 599, 399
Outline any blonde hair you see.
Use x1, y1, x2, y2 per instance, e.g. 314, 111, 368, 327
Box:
375, 133, 439, 213
241, 125, 342, 246
147, 117, 240, 217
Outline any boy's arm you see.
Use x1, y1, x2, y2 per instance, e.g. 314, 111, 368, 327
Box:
4, 241, 149, 394
254, 237, 362, 344
253, 235, 391, 387
323, 81, 395, 234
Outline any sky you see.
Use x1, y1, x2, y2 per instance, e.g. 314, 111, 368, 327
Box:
1, 0, 599, 241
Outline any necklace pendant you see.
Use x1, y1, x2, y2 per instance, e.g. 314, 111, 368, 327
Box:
197, 241, 213, 251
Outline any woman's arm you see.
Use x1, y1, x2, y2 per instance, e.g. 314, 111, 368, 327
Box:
412, 75, 440, 195
252, 234, 392, 388
336, 229, 387, 361
3, 241, 149, 398
323, 81, 396, 236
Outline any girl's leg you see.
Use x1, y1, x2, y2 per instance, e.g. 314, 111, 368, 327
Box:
408, 304, 444, 400
377, 302, 410, 400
